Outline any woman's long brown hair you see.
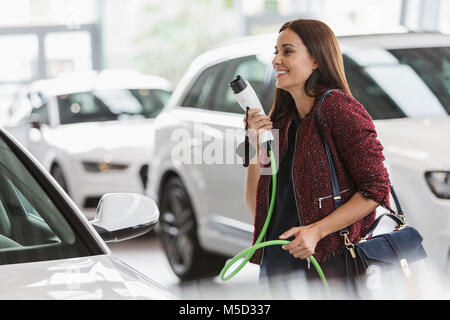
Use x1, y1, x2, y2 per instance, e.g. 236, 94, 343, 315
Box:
269, 19, 352, 122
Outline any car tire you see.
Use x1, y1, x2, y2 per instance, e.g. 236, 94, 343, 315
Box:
50, 164, 69, 195
158, 176, 227, 281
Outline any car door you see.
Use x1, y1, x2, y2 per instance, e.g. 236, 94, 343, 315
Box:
165, 62, 226, 231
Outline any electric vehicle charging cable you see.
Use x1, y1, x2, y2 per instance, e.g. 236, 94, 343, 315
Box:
219, 143, 329, 289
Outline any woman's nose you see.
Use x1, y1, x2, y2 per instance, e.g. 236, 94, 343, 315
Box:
272, 54, 282, 68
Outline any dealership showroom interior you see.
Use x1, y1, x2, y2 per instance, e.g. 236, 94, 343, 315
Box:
0, 0, 450, 302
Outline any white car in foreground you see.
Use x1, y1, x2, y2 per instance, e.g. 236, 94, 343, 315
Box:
0, 128, 175, 299
5, 70, 172, 218
146, 32, 450, 280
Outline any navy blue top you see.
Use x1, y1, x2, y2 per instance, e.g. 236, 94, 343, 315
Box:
260, 113, 308, 278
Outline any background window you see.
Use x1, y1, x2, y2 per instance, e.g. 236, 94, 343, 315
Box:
0, 34, 39, 83
45, 31, 93, 79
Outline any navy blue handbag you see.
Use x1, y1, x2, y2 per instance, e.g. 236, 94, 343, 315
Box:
316, 90, 427, 281
352, 208, 427, 276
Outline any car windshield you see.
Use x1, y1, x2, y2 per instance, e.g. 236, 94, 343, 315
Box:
57, 88, 171, 124
0, 132, 101, 265
342, 46, 450, 120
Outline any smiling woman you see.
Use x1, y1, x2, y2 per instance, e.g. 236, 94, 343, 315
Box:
244, 19, 394, 285
270, 19, 352, 122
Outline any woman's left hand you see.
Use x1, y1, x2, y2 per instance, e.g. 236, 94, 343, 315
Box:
279, 225, 322, 259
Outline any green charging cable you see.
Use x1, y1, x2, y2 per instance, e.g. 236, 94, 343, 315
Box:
220, 148, 329, 289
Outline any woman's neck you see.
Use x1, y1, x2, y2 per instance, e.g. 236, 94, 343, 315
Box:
289, 88, 316, 119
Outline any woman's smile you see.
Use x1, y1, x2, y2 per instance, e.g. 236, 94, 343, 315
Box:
275, 69, 289, 79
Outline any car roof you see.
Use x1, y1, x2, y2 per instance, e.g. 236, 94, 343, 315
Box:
338, 32, 450, 49
195, 31, 450, 69
28, 69, 173, 97
167, 31, 450, 110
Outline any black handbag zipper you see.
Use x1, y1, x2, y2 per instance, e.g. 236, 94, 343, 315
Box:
317, 188, 352, 208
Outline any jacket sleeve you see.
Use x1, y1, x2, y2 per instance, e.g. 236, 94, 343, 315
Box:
322, 92, 395, 213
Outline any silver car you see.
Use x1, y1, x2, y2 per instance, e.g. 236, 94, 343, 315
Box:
146, 32, 450, 280
0, 128, 175, 299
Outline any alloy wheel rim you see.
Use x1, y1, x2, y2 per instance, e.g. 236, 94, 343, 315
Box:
160, 186, 195, 275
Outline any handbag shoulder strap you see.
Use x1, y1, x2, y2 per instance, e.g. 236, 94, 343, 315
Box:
316, 90, 348, 235
315, 90, 406, 235
316, 90, 342, 210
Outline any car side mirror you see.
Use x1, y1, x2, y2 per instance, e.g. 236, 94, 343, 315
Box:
90, 193, 159, 242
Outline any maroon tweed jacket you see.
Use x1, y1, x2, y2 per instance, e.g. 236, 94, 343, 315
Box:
250, 87, 394, 264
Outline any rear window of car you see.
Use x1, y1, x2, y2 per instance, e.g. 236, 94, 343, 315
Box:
342, 46, 449, 120
388, 46, 450, 114
57, 88, 171, 124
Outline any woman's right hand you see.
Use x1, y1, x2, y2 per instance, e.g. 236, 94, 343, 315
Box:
243, 108, 273, 147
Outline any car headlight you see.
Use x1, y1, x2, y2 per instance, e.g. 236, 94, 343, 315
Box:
425, 171, 450, 199
82, 161, 129, 173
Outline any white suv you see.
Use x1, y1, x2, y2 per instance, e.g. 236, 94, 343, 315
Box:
5, 70, 172, 218
146, 32, 450, 280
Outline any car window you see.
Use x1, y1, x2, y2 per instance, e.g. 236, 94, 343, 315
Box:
255, 46, 449, 121
343, 54, 406, 120
344, 47, 448, 119
388, 46, 450, 114
129, 89, 171, 117
58, 91, 116, 124
0, 134, 94, 265
209, 55, 268, 114
181, 63, 223, 108
58, 89, 171, 124
11, 181, 44, 221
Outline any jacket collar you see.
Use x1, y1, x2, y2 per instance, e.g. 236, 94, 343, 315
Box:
275, 86, 333, 129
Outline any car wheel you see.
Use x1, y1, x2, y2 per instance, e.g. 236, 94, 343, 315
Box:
158, 176, 227, 281
51, 164, 69, 195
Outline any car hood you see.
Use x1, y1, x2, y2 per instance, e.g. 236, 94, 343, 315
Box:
0, 254, 176, 300
43, 120, 155, 157
375, 117, 450, 168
